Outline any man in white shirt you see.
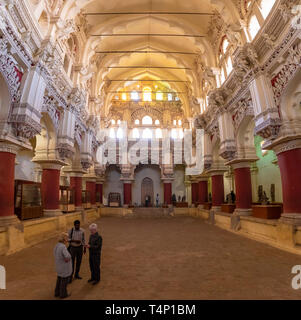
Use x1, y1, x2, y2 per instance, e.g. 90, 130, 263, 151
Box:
68, 220, 86, 282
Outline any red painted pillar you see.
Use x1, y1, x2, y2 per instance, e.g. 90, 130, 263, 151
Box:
211, 174, 224, 208
86, 181, 96, 205
198, 180, 208, 205
42, 169, 61, 210
124, 183, 132, 205
0, 151, 16, 218
96, 183, 103, 204
191, 183, 199, 205
277, 148, 301, 214
234, 165, 252, 214
70, 176, 82, 208
164, 183, 172, 205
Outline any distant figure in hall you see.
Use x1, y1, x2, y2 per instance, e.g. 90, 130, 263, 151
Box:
156, 193, 159, 207
145, 195, 151, 207
178, 195, 181, 202
86, 223, 102, 285
230, 190, 236, 203
182, 196, 186, 202
68, 220, 86, 283
172, 194, 177, 203
54, 232, 72, 299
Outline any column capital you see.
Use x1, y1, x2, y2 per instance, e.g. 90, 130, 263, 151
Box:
226, 158, 258, 169
33, 159, 67, 170
268, 137, 301, 156
0, 142, 19, 155
206, 169, 227, 177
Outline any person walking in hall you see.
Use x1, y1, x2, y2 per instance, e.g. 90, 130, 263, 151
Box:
86, 223, 102, 285
68, 220, 86, 283
54, 233, 72, 299
156, 193, 159, 207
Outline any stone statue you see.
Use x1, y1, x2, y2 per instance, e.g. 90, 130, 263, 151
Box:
182, 196, 186, 202
226, 190, 236, 204
270, 184, 275, 203
262, 191, 269, 205
258, 185, 263, 203
178, 195, 181, 202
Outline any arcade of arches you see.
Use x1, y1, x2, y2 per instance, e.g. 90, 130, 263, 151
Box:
1, 0, 301, 299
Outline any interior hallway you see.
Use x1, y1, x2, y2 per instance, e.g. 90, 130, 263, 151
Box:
1, 216, 301, 300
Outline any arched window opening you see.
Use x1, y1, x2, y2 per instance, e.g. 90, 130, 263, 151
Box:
260, 0, 276, 19
171, 128, 178, 139
155, 128, 162, 139
155, 119, 160, 125
142, 116, 153, 125
168, 93, 173, 101
156, 91, 163, 101
135, 119, 140, 125
226, 56, 233, 75
111, 119, 116, 125
122, 92, 127, 101
143, 87, 152, 102
221, 68, 226, 84
131, 91, 139, 101
142, 128, 152, 139
222, 38, 229, 54
133, 128, 140, 139
117, 128, 123, 139
248, 15, 261, 40
109, 128, 116, 139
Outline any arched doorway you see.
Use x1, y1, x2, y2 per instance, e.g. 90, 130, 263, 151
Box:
141, 177, 154, 207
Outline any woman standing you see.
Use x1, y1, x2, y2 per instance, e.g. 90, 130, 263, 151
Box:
86, 223, 102, 285
54, 232, 72, 298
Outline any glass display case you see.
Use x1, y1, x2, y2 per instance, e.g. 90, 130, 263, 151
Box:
108, 192, 121, 207
59, 186, 75, 213
14, 180, 43, 220
82, 190, 91, 209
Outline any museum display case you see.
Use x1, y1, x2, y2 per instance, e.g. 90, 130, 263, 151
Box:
82, 190, 92, 209
14, 180, 43, 220
59, 186, 75, 213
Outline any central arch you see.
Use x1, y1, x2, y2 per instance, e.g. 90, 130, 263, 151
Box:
141, 177, 154, 207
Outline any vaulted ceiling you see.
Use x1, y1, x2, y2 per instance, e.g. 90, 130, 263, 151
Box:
62, 0, 243, 116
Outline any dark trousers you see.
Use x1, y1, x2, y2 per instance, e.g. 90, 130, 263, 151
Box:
89, 252, 101, 282
55, 276, 69, 298
70, 245, 83, 277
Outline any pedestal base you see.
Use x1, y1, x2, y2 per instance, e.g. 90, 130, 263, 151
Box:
252, 205, 282, 219
0, 215, 20, 227
43, 210, 63, 217
221, 204, 236, 214
234, 208, 252, 216
280, 213, 301, 226
211, 206, 222, 212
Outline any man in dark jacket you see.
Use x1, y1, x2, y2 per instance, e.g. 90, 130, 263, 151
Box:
86, 223, 102, 285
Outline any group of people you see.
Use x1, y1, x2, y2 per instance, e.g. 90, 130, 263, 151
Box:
53, 220, 103, 299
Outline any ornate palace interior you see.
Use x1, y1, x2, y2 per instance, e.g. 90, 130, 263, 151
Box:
1, 0, 301, 268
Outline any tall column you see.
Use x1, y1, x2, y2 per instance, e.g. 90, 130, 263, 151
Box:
39, 161, 65, 216
232, 162, 253, 216
273, 141, 301, 223
211, 173, 225, 211
184, 178, 192, 206
0, 143, 19, 226
96, 182, 103, 205
123, 182, 132, 206
70, 174, 83, 210
191, 182, 199, 206
86, 180, 96, 206
198, 178, 208, 208
163, 182, 172, 205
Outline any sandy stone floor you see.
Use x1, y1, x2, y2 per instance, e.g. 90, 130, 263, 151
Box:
1, 216, 301, 300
